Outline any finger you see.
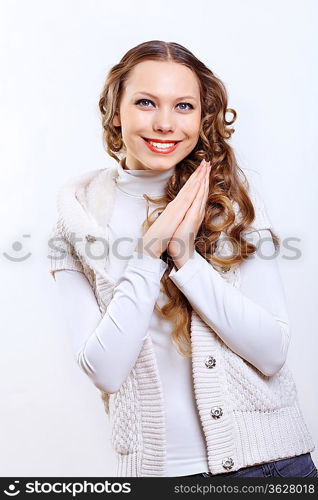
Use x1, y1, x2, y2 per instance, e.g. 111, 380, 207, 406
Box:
200, 164, 211, 212
187, 172, 206, 214
195, 161, 208, 184
193, 173, 204, 196
177, 161, 204, 198
181, 160, 208, 194
199, 178, 208, 212
198, 159, 209, 176
197, 163, 209, 195
188, 160, 206, 184
192, 164, 209, 215
179, 161, 206, 202
172, 160, 208, 213
196, 158, 206, 172
196, 162, 209, 196
189, 159, 209, 180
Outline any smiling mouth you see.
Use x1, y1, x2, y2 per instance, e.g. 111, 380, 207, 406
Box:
142, 137, 182, 154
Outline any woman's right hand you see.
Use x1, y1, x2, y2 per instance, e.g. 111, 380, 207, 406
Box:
135, 159, 210, 258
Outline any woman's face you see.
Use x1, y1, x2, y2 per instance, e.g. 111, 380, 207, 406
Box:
113, 60, 202, 171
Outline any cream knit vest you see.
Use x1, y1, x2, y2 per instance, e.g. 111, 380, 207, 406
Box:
48, 164, 315, 477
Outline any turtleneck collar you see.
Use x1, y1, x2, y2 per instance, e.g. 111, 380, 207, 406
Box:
115, 157, 176, 197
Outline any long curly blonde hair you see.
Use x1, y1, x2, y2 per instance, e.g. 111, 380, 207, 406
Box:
98, 40, 279, 358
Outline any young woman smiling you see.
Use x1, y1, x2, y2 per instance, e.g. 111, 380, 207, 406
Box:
49, 40, 317, 478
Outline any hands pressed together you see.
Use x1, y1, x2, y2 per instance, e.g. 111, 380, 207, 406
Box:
135, 159, 212, 268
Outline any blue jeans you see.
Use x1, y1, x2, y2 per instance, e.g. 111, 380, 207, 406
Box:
181, 453, 318, 478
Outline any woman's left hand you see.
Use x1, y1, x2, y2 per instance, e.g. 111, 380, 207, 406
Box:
167, 159, 211, 269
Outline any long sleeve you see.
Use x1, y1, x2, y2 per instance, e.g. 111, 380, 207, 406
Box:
168, 229, 291, 377
54, 251, 167, 394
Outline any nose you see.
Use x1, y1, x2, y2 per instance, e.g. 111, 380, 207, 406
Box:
153, 108, 175, 134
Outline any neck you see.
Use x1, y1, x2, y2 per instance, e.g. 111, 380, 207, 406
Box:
116, 157, 176, 197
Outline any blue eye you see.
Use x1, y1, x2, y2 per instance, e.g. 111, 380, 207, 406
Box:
177, 102, 193, 110
135, 99, 193, 110
136, 99, 153, 107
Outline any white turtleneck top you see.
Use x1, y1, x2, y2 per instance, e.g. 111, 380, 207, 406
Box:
54, 158, 290, 476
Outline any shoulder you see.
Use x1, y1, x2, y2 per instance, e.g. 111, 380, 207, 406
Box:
57, 167, 110, 194
238, 168, 273, 233
56, 165, 118, 211
53, 164, 118, 237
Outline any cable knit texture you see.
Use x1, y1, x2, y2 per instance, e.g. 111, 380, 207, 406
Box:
48, 162, 315, 476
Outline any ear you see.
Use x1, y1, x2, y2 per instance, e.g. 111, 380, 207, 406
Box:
113, 111, 121, 127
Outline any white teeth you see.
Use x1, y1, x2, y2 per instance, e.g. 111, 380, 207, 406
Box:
148, 140, 176, 149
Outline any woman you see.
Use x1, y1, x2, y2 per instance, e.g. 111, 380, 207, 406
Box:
48, 40, 317, 478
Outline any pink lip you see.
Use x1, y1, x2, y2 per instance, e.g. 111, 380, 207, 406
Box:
143, 137, 182, 143
142, 137, 180, 154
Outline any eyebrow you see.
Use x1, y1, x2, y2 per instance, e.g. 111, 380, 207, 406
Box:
133, 91, 197, 101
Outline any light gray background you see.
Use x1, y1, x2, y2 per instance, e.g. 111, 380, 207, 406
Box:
0, 0, 317, 476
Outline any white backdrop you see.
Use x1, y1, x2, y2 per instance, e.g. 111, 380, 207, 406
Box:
0, 0, 317, 476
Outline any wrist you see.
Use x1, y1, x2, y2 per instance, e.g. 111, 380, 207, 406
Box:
134, 238, 162, 259
173, 252, 193, 269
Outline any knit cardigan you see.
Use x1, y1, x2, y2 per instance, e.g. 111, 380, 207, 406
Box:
48, 163, 315, 477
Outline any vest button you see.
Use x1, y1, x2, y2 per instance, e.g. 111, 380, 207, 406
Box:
86, 234, 96, 243
221, 265, 231, 273
222, 457, 234, 470
205, 355, 216, 369
210, 406, 223, 419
